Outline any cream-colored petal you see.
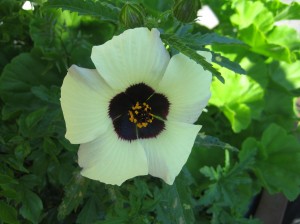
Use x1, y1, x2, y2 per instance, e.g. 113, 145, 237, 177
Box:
158, 52, 212, 123
78, 125, 148, 185
91, 28, 170, 91
140, 120, 201, 185
61, 65, 114, 144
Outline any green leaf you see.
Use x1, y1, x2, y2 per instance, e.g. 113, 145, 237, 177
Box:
31, 85, 60, 104
182, 33, 244, 47
199, 147, 260, 223
266, 25, 300, 61
0, 188, 19, 201
0, 201, 19, 224
146, 0, 173, 11
14, 142, 31, 161
20, 190, 43, 224
212, 53, 246, 75
211, 45, 269, 88
77, 197, 101, 224
19, 175, 42, 190
44, 0, 120, 23
3, 156, 29, 173
29, 9, 96, 69
29, 9, 66, 48
223, 104, 251, 133
188, 136, 235, 184
241, 124, 300, 200
199, 150, 256, 207
43, 137, 60, 157
230, 0, 299, 63
231, 1, 274, 32
194, 134, 238, 152
160, 33, 224, 83
209, 72, 264, 132
238, 25, 299, 62
0, 53, 60, 109
29, 151, 50, 178
275, 2, 300, 20
270, 60, 300, 93
257, 83, 296, 132
25, 107, 48, 129
58, 172, 89, 220
0, 173, 18, 185
95, 218, 127, 224
58, 137, 78, 152
156, 169, 195, 224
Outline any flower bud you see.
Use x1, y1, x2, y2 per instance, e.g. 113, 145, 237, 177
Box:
173, 0, 201, 23
119, 3, 145, 28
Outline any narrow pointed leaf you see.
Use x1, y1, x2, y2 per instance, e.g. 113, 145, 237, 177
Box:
161, 34, 224, 83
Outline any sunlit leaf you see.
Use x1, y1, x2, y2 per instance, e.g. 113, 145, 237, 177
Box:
275, 1, 300, 20
266, 25, 300, 61
209, 71, 264, 132
230, 0, 299, 62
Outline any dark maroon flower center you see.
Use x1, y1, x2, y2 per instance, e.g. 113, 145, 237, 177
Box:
108, 83, 170, 141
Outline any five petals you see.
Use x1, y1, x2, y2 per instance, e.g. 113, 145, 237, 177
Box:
60, 27, 212, 185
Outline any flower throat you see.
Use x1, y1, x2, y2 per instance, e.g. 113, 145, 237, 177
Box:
108, 83, 169, 141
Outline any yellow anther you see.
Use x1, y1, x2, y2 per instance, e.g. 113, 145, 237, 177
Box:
128, 111, 134, 122
132, 102, 142, 110
128, 101, 154, 128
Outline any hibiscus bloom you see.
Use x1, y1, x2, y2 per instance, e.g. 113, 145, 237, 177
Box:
61, 27, 212, 185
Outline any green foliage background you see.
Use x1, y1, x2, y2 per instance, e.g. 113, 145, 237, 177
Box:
0, 0, 300, 223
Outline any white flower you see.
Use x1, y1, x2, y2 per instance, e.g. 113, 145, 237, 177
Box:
60, 28, 212, 185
